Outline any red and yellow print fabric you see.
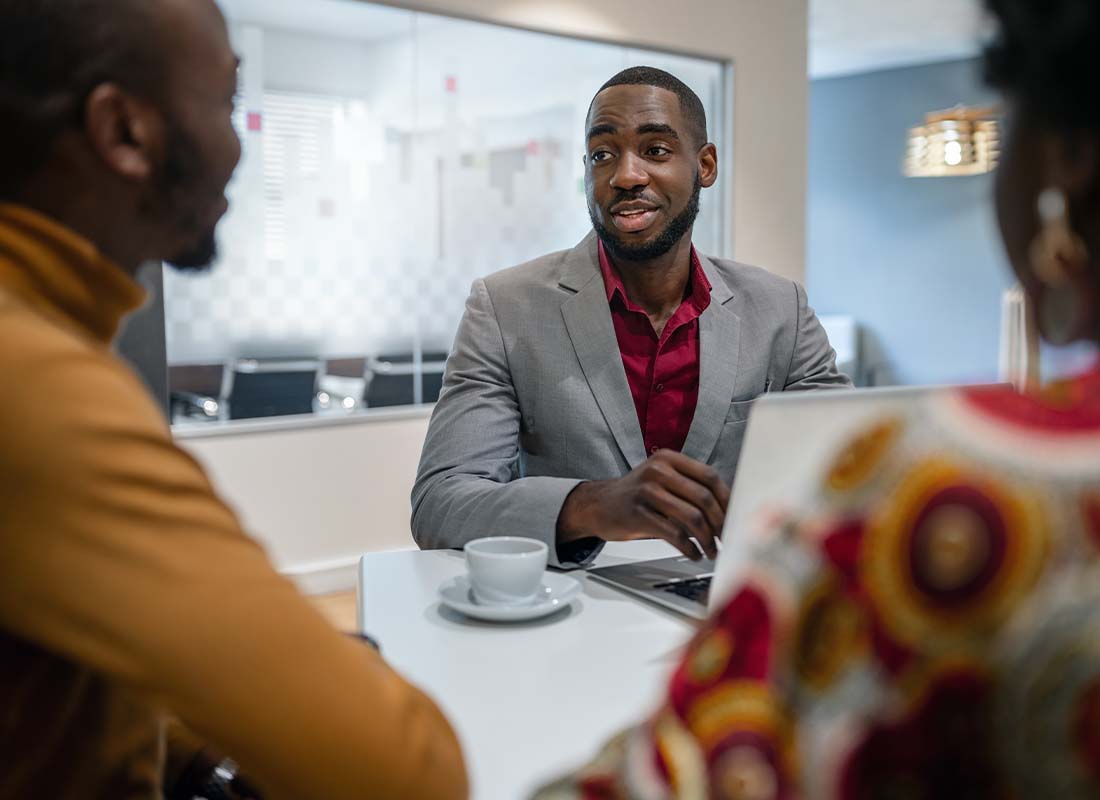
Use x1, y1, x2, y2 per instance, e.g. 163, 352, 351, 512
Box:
535, 371, 1100, 800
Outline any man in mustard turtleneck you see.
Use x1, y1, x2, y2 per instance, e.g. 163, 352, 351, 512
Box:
0, 1, 466, 798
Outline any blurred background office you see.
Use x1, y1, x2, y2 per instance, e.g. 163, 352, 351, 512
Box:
162, 0, 730, 427
806, 1, 1092, 387
116, 0, 1094, 594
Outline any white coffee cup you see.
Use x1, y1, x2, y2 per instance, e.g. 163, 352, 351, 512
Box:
464, 537, 548, 606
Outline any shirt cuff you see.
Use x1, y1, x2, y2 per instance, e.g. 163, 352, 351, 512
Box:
554, 536, 604, 569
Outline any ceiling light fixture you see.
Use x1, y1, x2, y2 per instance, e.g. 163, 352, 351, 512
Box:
904, 105, 999, 177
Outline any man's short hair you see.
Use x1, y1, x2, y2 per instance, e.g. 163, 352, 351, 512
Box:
0, 0, 166, 197
590, 66, 709, 148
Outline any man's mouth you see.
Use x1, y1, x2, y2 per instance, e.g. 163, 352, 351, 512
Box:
610, 204, 660, 234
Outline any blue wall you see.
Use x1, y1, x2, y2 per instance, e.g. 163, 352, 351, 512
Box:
807, 58, 1013, 386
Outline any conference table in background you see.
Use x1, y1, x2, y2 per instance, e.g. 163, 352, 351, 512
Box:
357, 540, 698, 800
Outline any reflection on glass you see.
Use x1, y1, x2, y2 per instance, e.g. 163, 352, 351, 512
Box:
165, 0, 729, 426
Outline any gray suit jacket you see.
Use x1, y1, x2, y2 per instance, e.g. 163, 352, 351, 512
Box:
411, 233, 851, 565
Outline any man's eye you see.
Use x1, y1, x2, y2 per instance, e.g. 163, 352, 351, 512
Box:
590, 150, 612, 163
646, 146, 671, 157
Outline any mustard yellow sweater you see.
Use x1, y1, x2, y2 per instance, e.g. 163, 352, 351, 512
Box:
0, 204, 467, 799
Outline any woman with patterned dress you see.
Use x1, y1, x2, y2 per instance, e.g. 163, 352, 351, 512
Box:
536, 0, 1100, 797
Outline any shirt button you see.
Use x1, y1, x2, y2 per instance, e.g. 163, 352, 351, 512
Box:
655, 383, 665, 392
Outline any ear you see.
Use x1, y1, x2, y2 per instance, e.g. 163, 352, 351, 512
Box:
697, 142, 718, 189
83, 83, 163, 182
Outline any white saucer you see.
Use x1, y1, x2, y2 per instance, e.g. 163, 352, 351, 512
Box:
438, 573, 581, 622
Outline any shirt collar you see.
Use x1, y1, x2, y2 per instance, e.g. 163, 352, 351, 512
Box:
0, 203, 146, 344
597, 238, 712, 313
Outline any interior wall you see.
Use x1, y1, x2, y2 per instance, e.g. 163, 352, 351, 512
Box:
806, 57, 1011, 385
178, 412, 430, 594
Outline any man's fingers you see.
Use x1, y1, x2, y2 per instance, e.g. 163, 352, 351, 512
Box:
638, 508, 703, 561
676, 457, 732, 509
656, 468, 725, 536
652, 450, 731, 526
640, 486, 719, 560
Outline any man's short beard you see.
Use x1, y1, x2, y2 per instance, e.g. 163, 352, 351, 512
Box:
142, 122, 219, 272
167, 229, 218, 272
590, 177, 702, 263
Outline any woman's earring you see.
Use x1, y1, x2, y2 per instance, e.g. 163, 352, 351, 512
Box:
1029, 188, 1090, 345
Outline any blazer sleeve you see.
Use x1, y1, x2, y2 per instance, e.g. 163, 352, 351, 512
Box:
783, 282, 854, 391
411, 278, 587, 567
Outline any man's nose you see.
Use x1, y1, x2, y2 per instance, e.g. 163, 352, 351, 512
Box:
609, 151, 649, 192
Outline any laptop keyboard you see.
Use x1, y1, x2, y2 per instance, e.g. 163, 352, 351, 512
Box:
655, 576, 712, 605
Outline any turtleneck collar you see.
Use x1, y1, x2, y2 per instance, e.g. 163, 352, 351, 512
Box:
0, 203, 147, 344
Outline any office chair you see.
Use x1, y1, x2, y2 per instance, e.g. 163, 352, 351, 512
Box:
221, 358, 323, 420
363, 351, 448, 408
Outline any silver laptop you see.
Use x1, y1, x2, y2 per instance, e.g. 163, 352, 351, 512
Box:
586, 385, 969, 618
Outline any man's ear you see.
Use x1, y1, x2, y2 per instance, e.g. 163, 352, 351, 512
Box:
697, 142, 718, 189
83, 83, 162, 182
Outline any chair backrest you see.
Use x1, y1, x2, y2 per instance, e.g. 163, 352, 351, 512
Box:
222, 358, 323, 420
363, 351, 449, 408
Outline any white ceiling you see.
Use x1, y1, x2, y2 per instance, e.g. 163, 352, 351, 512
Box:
809, 0, 993, 79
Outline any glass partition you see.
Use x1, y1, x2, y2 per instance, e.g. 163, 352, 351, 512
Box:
166, 0, 730, 426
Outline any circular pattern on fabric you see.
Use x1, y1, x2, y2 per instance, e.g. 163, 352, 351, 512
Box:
687, 628, 736, 687
671, 586, 773, 715
908, 492, 1003, 604
793, 576, 867, 691
684, 681, 794, 775
862, 459, 1048, 648
652, 710, 709, 799
712, 743, 780, 800
823, 417, 905, 495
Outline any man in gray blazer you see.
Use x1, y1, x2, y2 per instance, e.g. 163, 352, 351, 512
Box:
413, 66, 850, 567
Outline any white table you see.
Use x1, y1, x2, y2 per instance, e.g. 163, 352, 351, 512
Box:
356, 541, 696, 800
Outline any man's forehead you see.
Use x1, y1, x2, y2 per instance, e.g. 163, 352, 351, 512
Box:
587, 84, 683, 129
159, 0, 235, 70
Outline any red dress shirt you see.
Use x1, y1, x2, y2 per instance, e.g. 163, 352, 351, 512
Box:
598, 240, 712, 456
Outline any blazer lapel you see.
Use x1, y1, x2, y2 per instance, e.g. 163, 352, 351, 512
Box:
680, 253, 741, 464
559, 234, 648, 469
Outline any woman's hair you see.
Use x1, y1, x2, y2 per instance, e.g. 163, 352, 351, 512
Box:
985, 0, 1100, 128
984, 0, 1100, 128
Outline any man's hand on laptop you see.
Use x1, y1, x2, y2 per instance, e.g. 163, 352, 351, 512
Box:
556, 450, 729, 560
